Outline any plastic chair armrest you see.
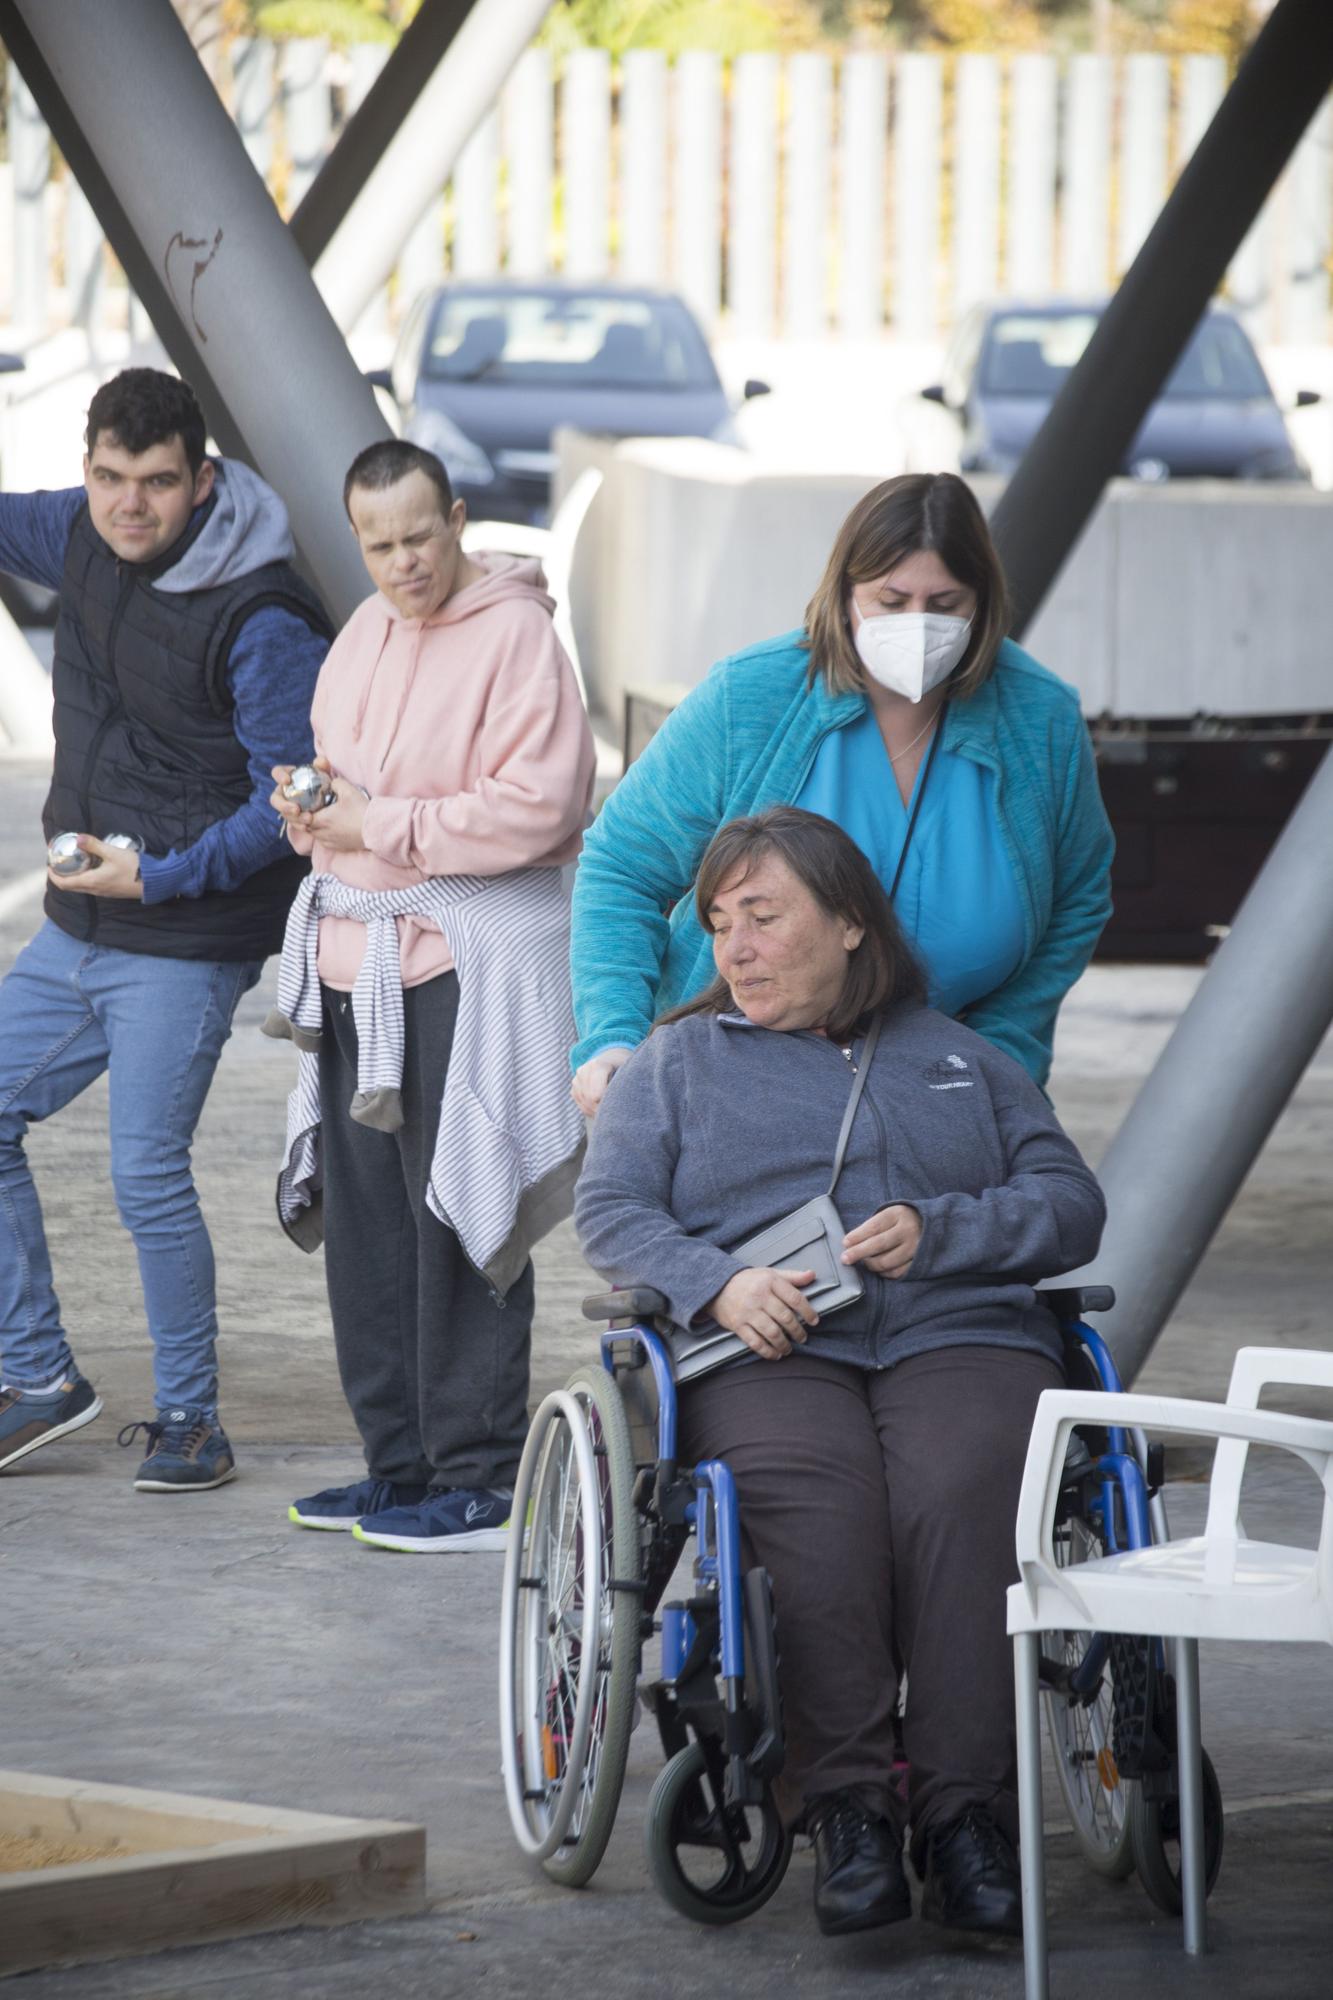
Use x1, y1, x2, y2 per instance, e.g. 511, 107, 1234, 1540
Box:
1226, 1344, 1333, 1410
1014, 1388, 1333, 1589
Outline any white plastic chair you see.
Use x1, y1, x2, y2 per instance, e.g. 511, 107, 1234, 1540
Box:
1008, 1347, 1333, 2000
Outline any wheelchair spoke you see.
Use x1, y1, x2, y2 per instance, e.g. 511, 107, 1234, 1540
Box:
1043, 1510, 1135, 1876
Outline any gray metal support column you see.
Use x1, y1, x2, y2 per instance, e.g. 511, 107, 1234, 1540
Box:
991, 0, 1333, 636
0, 0, 388, 624
312, 0, 552, 331
1065, 745, 1333, 1382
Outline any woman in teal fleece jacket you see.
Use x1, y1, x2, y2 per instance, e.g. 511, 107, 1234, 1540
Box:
570, 473, 1113, 1099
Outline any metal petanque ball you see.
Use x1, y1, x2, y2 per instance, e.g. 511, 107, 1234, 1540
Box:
47, 831, 98, 875
283, 765, 335, 812
105, 832, 145, 853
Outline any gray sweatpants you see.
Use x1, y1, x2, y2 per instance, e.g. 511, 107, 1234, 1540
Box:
678, 1343, 1063, 1852
318, 972, 533, 1490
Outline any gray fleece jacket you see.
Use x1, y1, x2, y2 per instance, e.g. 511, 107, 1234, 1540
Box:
574, 1002, 1107, 1371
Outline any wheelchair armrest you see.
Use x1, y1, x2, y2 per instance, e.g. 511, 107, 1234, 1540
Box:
581, 1286, 671, 1323
1039, 1285, 1116, 1320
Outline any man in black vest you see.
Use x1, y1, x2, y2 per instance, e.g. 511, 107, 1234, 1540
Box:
0, 368, 331, 1492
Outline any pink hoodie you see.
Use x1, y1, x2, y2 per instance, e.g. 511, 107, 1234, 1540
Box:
288, 554, 596, 990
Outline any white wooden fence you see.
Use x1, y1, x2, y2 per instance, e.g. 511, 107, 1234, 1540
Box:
6, 41, 1332, 344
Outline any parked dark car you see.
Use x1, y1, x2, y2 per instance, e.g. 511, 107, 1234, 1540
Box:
920, 300, 1317, 482
371, 279, 764, 527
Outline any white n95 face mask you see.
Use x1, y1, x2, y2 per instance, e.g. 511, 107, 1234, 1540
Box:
851, 606, 973, 703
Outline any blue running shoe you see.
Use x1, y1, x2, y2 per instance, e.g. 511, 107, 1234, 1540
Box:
288, 1475, 428, 1532
352, 1485, 514, 1553
118, 1409, 236, 1492
0, 1372, 101, 1473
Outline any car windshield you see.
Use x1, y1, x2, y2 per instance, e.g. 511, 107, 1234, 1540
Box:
980, 311, 1270, 401
421, 291, 717, 389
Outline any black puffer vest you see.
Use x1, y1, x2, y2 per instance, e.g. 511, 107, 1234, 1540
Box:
42, 500, 333, 962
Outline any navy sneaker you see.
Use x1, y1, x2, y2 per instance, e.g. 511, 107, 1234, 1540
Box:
0, 1372, 101, 1472
352, 1485, 514, 1553
288, 1475, 428, 1532
118, 1409, 236, 1492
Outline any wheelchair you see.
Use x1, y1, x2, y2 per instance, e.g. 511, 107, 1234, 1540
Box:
498, 1282, 1224, 1923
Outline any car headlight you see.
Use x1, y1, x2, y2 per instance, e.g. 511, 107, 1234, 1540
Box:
406, 408, 494, 486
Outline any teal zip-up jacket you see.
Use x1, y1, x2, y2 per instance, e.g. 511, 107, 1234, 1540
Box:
570, 632, 1114, 1086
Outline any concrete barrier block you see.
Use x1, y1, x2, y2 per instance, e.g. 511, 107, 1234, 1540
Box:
555, 432, 1333, 728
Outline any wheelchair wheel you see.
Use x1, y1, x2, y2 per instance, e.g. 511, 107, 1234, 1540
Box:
499, 1370, 640, 1884
644, 1741, 793, 1925
542, 1365, 642, 1886
1129, 1746, 1224, 1914
1043, 1513, 1136, 1878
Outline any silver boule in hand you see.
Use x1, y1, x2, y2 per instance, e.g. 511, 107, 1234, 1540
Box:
48, 831, 100, 875
104, 833, 144, 853
283, 764, 336, 812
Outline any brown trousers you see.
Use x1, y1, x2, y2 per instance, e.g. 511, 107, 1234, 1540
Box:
678, 1344, 1064, 1852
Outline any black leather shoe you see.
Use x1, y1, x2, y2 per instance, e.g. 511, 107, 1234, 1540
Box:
808, 1790, 912, 1936
920, 1807, 1022, 1938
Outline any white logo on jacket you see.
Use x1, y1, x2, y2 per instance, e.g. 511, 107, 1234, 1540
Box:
926, 1054, 974, 1090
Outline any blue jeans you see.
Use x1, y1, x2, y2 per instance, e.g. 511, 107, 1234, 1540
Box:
0, 921, 260, 1411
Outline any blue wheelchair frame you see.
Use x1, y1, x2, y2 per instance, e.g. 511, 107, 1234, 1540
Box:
1053, 1315, 1156, 1707
599, 1326, 774, 1805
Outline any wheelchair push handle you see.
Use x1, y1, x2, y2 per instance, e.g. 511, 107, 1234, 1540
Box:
1039, 1284, 1115, 1321
582, 1286, 670, 1323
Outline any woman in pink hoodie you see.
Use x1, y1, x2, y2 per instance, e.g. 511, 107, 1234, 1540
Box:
272, 440, 595, 1553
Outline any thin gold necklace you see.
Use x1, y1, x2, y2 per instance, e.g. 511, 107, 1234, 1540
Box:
886, 713, 938, 765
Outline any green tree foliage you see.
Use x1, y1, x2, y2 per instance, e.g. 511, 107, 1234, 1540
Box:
540, 0, 821, 57
249, 1, 396, 40
542, 0, 1260, 52
221, 0, 1261, 57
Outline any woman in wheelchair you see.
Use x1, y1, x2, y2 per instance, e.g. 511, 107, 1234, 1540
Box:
575, 807, 1106, 1941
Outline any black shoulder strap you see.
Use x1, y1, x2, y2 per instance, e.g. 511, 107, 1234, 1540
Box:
887, 705, 946, 904
827, 1013, 882, 1197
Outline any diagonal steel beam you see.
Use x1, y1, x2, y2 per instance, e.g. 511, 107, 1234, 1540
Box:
991, 0, 1333, 637
0, 2, 250, 464
288, 0, 475, 268
0, 0, 389, 622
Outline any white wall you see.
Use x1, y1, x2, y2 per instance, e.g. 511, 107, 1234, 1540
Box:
556, 434, 1333, 725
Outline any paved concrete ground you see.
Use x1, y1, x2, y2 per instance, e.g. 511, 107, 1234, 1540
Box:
3, 757, 1332, 1996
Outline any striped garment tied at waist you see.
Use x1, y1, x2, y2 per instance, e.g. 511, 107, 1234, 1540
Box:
265, 867, 585, 1294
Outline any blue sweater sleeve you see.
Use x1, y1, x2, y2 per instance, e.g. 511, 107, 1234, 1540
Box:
137, 605, 326, 906
570, 670, 731, 1069
0, 488, 85, 588
962, 715, 1114, 1088
574, 1029, 746, 1328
